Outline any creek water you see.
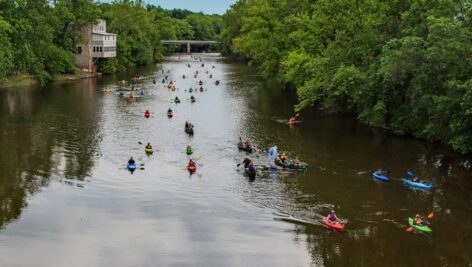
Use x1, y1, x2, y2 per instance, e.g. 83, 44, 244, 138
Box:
0, 54, 471, 267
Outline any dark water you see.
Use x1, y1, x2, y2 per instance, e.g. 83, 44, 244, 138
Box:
0, 54, 471, 267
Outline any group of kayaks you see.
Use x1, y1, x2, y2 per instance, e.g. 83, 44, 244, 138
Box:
372, 171, 433, 190
371, 170, 434, 233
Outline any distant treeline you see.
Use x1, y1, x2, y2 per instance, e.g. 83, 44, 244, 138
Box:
221, 0, 472, 153
0, 0, 222, 83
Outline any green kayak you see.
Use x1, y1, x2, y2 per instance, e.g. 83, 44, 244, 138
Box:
274, 159, 307, 170
186, 148, 193, 155
408, 217, 432, 234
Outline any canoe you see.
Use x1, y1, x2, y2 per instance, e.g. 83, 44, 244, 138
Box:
323, 217, 344, 231
237, 143, 253, 153
274, 159, 307, 170
188, 165, 197, 173
372, 171, 389, 181
185, 127, 194, 135
408, 217, 432, 234
402, 178, 433, 190
145, 148, 153, 154
127, 163, 136, 172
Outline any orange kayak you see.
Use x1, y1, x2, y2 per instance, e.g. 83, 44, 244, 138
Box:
323, 217, 344, 231
188, 165, 196, 173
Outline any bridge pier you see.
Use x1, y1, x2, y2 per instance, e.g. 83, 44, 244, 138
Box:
187, 42, 191, 54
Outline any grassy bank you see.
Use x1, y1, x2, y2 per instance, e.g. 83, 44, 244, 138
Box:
0, 71, 98, 89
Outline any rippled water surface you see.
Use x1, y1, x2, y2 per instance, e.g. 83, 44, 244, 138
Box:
0, 54, 471, 267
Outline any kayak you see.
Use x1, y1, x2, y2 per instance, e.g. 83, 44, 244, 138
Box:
185, 127, 194, 135
188, 165, 197, 173
274, 159, 307, 170
186, 149, 193, 155
372, 171, 389, 181
144, 113, 150, 118
174, 99, 181, 104
237, 143, 253, 153
145, 148, 153, 154
289, 118, 296, 124
167, 112, 173, 118
127, 163, 136, 172
408, 217, 432, 234
323, 217, 344, 231
402, 178, 433, 190
190, 98, 196, 103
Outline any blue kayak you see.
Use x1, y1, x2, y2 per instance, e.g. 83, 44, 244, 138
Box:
372, 171, 389, 181
127, 163, 136, 171
402, 178, 433, 190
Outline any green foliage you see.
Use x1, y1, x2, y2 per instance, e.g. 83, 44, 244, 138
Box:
223, 0, 472, 153
0, 0, 220, 81
100, 58, 119, 74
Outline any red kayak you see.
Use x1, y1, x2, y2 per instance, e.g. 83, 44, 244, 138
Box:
145, 113, 150, 118
188, 165, 197, 173
323, 217, 344, 231
288, 118, 296, 125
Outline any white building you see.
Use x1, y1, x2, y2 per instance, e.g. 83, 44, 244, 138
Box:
75, 19, 117, 72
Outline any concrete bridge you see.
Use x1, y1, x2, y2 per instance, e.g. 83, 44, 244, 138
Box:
161, 40, 219, 53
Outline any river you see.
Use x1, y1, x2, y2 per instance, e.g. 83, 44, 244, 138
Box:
0, 53, 471, 267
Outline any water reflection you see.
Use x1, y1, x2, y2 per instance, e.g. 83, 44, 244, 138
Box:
0, 80, 102, 229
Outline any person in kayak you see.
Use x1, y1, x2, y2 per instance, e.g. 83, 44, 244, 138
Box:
145, 110, 150, 115
174, 96, 180, 102
327, 210, 340, 224
375, 169, 388, 175
146, 143, 152, 149
280, 153, 288, 163
183, 75, 186, 79
190, 95, 196, 102
168, 108, 172, 113
128, 157, 135, 164
289, 116, 296, 124
242, 157, 251, 168
188, 159, 196, 168
413, 214, 425, 226
185, 121, 189, 129
186, 145, 193, 154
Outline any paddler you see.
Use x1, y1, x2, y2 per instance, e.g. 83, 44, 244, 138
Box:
327, 210, 339, 224
128, 157, 135, 165
413, 214, 425, 226
146, 143, 152, 149
188, 159, 196, 168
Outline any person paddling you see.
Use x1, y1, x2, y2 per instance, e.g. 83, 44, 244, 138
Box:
327, 210, 340, 224
128, 157, 135, 164
146, 143, 152, 149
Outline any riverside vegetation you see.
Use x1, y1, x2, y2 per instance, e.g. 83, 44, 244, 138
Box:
0, 0, 222, 84
221, 0, 472, 154
1, 0, 471, 153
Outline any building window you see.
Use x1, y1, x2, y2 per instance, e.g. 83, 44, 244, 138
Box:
99, 46, 102, 52
93, 46, 95, 52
